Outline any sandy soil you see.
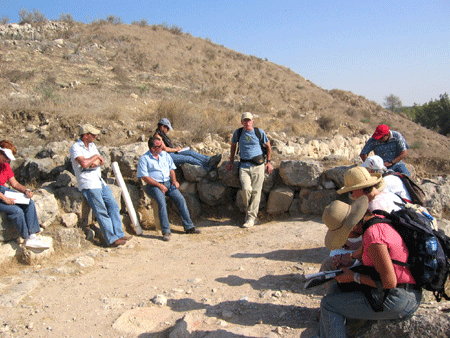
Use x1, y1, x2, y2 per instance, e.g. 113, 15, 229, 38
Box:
0, 215, 330, 338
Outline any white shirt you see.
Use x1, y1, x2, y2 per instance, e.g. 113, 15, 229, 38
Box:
70, 139, 104, 191
369, 191, 404, 213
383, 175, 412, 202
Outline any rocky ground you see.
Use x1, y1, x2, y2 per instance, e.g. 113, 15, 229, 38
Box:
2, 213, 450, 338
1, 215, 330, 338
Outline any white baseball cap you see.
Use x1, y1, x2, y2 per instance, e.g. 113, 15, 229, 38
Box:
360, 155, 387, 172
0, 147, 15, 161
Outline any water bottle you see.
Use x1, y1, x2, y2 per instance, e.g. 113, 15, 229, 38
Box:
425, 258, 438, 269
425, 237, 438, 255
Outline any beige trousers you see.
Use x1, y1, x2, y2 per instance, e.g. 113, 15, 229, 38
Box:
239, 164, 265, 221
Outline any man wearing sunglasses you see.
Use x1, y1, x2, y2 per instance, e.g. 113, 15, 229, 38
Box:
137, 136, 200, 242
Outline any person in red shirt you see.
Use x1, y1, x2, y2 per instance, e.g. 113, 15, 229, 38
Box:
0, 147, 49, 250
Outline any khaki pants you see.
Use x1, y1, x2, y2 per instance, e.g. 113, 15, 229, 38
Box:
239, 164, 265, 221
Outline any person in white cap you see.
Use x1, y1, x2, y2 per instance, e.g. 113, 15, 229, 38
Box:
0, 146, 49, 250
360, 155, 412, 202
226, 112, 273, 228
70, 124, 130, 247
153, 118, 222, 171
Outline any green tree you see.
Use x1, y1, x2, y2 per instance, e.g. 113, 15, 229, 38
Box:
414, 93, 450, 136
383, 94, 402, 112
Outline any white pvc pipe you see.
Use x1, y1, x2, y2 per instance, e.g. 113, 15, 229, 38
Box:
112, 162, 143, 235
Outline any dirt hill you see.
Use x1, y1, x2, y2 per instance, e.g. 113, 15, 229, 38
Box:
1, 21, 450, 176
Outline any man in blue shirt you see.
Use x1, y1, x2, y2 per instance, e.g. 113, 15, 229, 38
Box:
137, 137, 200, 242
360, 124, 410, 176
226, 112, 273, 228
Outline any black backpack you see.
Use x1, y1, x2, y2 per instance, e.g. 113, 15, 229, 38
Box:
363, 207, 450, 302
383, 171, 426, 206
236, 127, 268, 159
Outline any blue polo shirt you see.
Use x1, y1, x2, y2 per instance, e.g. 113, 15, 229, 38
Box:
361, 131, 409, 163
231, 128, 269, 169
137, 150, 176, 183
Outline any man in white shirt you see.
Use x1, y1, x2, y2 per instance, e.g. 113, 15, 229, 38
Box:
70, 124, 129, 247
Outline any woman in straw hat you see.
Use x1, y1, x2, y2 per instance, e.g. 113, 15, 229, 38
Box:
0, 146, 49, 250
338, 166, 404, 213
315, 196, 421, 338
321, 166, 405, 273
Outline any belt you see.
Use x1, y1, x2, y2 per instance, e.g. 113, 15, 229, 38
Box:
396, 283, 421, 291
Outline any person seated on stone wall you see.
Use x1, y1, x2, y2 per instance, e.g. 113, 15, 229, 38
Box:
0, 146, 49, 250
153, 118, 222, 171
360, 155, 412, 202
315, 196, 422, 338
137, 136, 201, 242
360, 124, 410, 176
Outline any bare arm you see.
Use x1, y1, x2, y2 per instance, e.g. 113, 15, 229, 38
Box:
8, 176, 34, 198
335, 243, 397, 289
75, 155, 104, 169
169, 169, 180, 189
226, 143, 237, 171
265, 141, 273, 174
386, 150, 408, 167
154, 133, 181, 153
360, 153, 368, 161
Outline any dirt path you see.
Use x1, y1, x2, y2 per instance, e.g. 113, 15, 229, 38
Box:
0, 216, 330, 338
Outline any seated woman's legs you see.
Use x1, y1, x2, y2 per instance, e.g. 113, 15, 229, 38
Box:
0, 201, 39, 239
170, 151, 210, 170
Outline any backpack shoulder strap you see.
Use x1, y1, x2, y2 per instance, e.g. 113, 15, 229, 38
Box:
236, 127, 244, 143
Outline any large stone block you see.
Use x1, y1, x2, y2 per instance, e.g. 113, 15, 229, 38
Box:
301, 189, 339, 215
267, 186, 294, 215
198, 181, 232, 206
279, 160, 323, 187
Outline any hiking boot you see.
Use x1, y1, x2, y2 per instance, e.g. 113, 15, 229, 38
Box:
241, 219, 255, 228
162, 233, 172, 241
25, 238, 50, 250
208, 154, 222, 169
185, 227, 201, 234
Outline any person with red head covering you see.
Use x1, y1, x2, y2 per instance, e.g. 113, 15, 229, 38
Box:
360, 124, 410, 176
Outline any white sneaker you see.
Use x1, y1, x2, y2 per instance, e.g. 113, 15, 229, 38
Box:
241, 219, 255, 228
25, 238, 50, 250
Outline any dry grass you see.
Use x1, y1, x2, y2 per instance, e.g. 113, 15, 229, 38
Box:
2, 20, 450, 166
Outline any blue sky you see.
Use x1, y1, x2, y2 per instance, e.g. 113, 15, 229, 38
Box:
2, 0, 449, 106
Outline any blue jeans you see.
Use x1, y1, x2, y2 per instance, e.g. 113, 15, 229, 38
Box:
169, 150, 211, 170
317, 284, 421, 338
0, 186, 40, 239
144, 181, 194, 234
389, 161, 410, 176
81, 185, 125, 246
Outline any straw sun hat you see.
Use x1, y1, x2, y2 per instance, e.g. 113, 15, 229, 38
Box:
322, 195, 369, 250
337, 166, 383, 195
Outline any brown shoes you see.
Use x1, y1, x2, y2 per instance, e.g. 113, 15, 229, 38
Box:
121, 236, 132, 241
109, 238, 127, 247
